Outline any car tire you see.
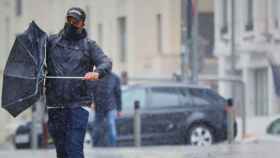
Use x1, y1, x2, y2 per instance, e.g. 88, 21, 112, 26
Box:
186, 124, 214, 146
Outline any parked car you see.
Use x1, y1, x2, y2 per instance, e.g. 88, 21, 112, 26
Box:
267, 118, 280, 135
90, 83, 237, 146
13, 121, 93, 149
13, 121, 50, 149
259, 117, 280, 142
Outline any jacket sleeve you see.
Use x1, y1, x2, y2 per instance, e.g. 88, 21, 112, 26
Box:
88, 40, 112, 79
114, 74, 122, 112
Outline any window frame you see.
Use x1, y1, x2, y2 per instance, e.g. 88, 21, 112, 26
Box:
220, 0, 229, 34
117, 16, 127, 63
245, 0, 254, 31
15, 0, 22, 17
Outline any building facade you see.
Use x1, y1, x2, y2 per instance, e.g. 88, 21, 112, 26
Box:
90, 0, 214, 79
214, 0, 280, 117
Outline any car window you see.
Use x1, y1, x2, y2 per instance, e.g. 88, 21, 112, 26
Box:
204, 89, 226, 105
122, 88, 146, 111
267, 119, 280, 135
189, 88, 225, 106
189, 89, 212, 106
150, 87, 181, 108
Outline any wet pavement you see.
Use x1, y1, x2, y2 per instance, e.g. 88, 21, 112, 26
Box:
0, 141, 279, 158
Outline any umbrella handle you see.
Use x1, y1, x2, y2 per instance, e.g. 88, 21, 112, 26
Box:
45, 76, 85, 79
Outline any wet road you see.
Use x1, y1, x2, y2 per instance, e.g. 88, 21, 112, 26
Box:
0, 141, 279, 158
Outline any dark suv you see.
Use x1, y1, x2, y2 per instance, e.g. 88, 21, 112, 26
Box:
115, 83, 237, 146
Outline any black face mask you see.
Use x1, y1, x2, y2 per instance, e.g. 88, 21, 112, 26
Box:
63, 23, 84, 40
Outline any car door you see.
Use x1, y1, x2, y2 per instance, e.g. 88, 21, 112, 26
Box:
116, 87, 147, 146
187, 88, 225, 129
140, 87, 192, 145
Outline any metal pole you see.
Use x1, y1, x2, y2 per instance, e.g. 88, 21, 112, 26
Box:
230, 0, 247, 139
133, 100, 141, 147
31, 97, 45, 149
241, 80, 247, 139
191, 0, 199, 84
230, 0, 236, 96
181, 0, 189, 81
226, 98, 234, 144
31, 101, 40, 149
45, 76, 84, 79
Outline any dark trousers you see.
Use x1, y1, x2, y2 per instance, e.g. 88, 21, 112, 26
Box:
48, 107, 89, 158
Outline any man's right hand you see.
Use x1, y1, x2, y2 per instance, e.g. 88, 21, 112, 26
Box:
84, 72, 99, 80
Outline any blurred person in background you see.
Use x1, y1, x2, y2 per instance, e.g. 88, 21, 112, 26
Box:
90, 72, 122, 147
45, 7, 112, 158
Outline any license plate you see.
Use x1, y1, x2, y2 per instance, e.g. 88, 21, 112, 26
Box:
15, 134, 29, 144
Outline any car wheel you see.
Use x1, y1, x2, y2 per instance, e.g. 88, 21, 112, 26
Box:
187, 124, 214, 146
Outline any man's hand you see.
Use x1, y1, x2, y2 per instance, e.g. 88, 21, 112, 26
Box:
84, 72, 99, 80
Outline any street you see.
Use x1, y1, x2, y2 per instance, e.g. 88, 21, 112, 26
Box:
0, 141, 279, 158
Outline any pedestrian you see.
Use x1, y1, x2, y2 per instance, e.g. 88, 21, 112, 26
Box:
90, 72, 122, 147
45, 7, 112, 158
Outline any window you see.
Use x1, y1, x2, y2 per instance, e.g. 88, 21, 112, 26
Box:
5, 17, 10, 57
221, 0, 228, 34
122, 88, 146, 111
97, 24, 103, 47
245, 0, 254, 31
203, 89, 226, 105
15, 0, 22, 16
150, 87, 181, 108
255, 68, 268, 116
85, 6, 91, 36
189, 88, 224, 106
117, 17, 127, 63
156, 14, 162, 53
272, 0, 279, 29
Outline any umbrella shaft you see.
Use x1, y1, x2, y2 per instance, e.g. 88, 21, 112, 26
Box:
46, 76, 84, 79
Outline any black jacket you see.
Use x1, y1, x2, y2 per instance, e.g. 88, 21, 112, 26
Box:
90, 72, 122, 113
45, 29, 112, 107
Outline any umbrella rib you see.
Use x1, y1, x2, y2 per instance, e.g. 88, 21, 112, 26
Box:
45, 76, 84, 79
2, 93, 38, 107
5, 74, 36, 79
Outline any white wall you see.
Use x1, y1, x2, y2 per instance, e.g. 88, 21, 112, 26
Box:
214, 0, 280, 117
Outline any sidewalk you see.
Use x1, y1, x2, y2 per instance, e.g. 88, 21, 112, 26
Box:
235, 115, 280, 143
0, 142, 13, 150
1, 141, 280, 158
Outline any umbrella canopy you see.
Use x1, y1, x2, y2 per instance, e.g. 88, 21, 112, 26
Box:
1, 21, 47, 117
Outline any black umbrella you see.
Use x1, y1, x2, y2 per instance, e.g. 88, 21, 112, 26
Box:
2, 21, 88, 117
1, 21, 47, 117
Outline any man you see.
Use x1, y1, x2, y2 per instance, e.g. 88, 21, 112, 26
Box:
91, 72, 122, 147
45, 7, 112, 158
